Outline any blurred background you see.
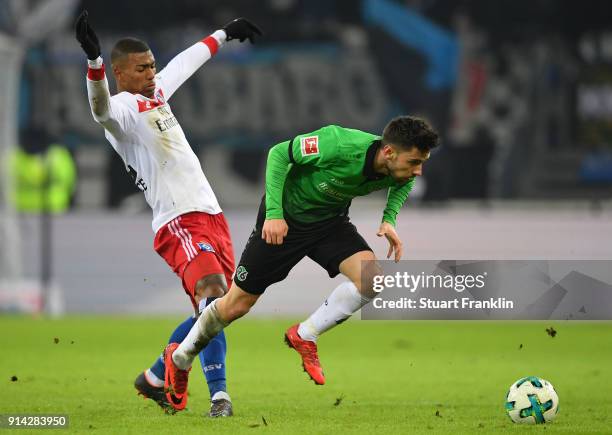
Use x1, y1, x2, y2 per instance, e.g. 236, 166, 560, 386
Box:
1, 0, 611, 316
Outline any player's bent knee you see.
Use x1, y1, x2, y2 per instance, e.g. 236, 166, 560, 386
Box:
353, 258, 383, 298
195, 273, 228, 299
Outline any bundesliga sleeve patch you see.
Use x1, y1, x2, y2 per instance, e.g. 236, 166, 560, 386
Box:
300, 136, 319, 157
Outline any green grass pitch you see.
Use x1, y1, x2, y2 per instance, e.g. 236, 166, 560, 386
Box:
1, 317, 611, 434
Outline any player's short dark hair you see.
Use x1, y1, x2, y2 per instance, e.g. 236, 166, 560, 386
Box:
111, 37, 151, 64
382, 116, 439, 153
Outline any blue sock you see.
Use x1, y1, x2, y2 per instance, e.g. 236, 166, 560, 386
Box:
149, 298, 228, 399
198, 297, 227, 398
150, 315, 196, 380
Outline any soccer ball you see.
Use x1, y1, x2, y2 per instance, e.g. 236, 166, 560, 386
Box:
505, 376, 559, 424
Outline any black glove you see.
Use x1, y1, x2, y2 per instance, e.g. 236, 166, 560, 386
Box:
75, 10, 101, 60
222, 17, 263, 44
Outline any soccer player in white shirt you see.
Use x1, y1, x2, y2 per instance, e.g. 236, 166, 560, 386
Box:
75, 10, 262, 416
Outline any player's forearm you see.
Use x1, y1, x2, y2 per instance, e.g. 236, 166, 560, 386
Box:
86, 56, 111, 122
168, 30, 227, 76
382, 181, 414, 226
265, 141, 292, 219
158, 30, 227, 96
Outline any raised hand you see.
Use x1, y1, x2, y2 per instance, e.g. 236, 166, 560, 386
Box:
75, 10, 101, 60
222, 18, 263, 44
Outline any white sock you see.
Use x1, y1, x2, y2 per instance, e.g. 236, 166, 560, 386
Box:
172, 299, 228, 370
211, 391, 231, 402
198, 298, 207, 314
298, 281, 372, 342
145, 368, 164, 388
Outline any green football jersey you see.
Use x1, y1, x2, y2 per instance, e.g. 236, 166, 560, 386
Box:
265, 125, 414, 225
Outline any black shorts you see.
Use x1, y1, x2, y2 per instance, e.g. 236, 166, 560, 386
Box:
235, 198, 372, 295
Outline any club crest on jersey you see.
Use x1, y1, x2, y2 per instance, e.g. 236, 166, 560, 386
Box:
137, 89, 165, 112
300, 136, 319, 156
197, 242, 215, 253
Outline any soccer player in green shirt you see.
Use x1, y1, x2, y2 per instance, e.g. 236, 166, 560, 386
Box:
163, 116, 439, 394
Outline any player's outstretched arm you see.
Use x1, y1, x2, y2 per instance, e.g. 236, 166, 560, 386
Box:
157, 17, 263, 100
76, 11, 134, 134
76, 10, 109, 123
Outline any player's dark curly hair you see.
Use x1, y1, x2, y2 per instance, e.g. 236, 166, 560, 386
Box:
111, 38, 151, 65
382, 116, 439, 152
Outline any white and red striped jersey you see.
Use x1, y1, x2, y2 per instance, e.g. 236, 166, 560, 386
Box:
86, 30, 226, 233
